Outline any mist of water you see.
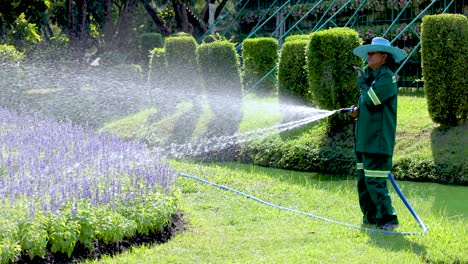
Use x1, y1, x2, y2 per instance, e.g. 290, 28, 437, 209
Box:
1, 58, 335, 161
157, 108, 334, 159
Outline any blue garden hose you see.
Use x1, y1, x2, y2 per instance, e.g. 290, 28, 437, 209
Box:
388, 172, 428, 234
178, 171, 428, 236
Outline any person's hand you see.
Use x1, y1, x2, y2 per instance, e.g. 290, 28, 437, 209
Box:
353, 66, 364, 77
348, 105, 359, 118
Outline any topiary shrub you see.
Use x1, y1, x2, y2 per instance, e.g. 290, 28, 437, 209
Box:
284, 34, 312, 43
241, 37, 278, 96
141, 33, 164, 67
164, 35, 198, 74
148, 48, 168, 83
278, 39, 310, 105
306, 28, 362, 132
197, 40, 244, 156
197, 40, 242, 97
421, 14, 468, 126
164, 35, 201, 94
142, 33, 164, 53
201, 33, 228, 44
160, 35, 202, 144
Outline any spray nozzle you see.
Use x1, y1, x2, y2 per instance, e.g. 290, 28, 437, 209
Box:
335, 107, 355, 114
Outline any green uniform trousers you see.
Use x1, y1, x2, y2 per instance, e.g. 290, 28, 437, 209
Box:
356, 151, 398, 226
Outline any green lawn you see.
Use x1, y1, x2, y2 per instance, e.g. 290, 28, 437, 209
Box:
88, 162, 468, 263
88, 94, 468, 263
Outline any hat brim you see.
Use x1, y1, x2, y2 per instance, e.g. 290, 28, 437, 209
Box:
353, 44, 407, 63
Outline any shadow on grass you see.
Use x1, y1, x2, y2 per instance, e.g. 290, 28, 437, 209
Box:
220, 162, 354, 193
367, 231, 427, 257
430, 121, 468, 185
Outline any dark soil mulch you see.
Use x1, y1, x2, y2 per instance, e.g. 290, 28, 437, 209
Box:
15, 212, 186, 264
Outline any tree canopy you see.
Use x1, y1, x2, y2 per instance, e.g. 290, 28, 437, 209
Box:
0, 0, 229, 59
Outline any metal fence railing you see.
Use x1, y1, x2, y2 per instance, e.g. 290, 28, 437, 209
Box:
235, 0, 467, 92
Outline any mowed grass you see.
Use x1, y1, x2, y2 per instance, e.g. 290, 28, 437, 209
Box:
91, 94, 467, 263
88, 162, 468, 263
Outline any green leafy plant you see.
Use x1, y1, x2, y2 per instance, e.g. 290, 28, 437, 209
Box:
95, 208, 137, 243
19, 214, 49, 260
0, 220, 21, 264
119, 193, 178, 235
48, 213, 80, 257
73, 202, 98, 251
7, 13, 42, 51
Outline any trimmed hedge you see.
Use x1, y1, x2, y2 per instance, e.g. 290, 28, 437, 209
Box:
197, 40, 242, 97
393, 157, 467, 184
306, 28, 362, 109
240, 123, 356, 176
278, 39, 310, 105
164, 35, 198, 71
142, 33, 164, 51
142, 33, 164, 65
306, 28, 362, 132
148, 48, 168, 82
242, 37, 278, 96
421, 14, 468, 126
197, 40, 243, 154
284, 34, 312, 43
164, 35, 201, 94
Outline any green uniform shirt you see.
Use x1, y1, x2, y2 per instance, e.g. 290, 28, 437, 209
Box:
355, 65, 398, 156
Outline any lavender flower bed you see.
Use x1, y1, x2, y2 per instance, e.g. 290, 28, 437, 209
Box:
0, 107, 178, 262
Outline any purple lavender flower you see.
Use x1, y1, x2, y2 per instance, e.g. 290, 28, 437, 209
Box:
0, 106, 176, 215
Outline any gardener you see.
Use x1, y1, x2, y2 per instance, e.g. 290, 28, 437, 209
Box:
347, 37, 407, 231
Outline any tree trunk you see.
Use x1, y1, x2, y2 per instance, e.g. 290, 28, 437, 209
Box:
76, 0, 87, 41
66, 0, 74, 38
181, 3, 190, 33
103, 0, 114, 45
201, 0, 216, 23
214, 0, 229, 19
113, 0, 138, 51
141, 0, 170, 35
171, 0, 184, 32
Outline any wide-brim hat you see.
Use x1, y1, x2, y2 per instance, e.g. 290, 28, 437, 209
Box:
353, 37, 407, 63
